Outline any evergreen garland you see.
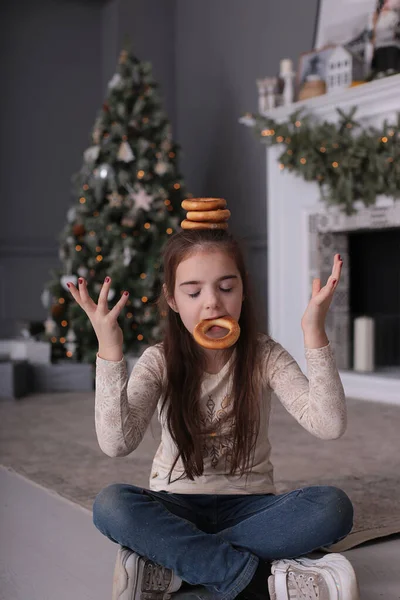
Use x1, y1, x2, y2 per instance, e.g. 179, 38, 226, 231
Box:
242, 107, 400, 215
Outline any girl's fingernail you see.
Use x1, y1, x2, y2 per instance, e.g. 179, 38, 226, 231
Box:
78, 278, 83, 284
105, 277, 110, 283
124, 291, 129, 296
338, 255, 341, 261
67, 283, 71, 288
332, 279, 337, 285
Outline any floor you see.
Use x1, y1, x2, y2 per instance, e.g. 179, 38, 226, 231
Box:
1, 467, 399, 600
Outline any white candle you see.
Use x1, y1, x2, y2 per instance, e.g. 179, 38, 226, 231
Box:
353, 316, 375, 372
280, 59, 293, 75
282, 72, 295, 105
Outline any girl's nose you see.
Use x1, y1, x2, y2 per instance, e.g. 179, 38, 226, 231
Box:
205, 292, 220, 309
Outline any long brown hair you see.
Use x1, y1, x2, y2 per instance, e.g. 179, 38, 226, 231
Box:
156, 229, 268, 485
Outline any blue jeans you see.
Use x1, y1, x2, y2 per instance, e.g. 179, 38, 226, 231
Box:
93, 484, 353, 600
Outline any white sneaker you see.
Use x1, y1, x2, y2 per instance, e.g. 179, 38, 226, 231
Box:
268, 553, 360, 600
112, 546, 183, 600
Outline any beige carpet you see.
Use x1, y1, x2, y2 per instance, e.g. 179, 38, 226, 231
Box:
0, 391, 399, 551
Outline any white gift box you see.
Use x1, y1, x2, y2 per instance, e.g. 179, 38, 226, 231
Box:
0, 339, 51, 364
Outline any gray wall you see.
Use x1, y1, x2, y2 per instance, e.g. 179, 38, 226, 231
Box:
0, 0, 175, 338
0, 0, 318, 338
0, 0, 104, 337
174, 0, 319, 328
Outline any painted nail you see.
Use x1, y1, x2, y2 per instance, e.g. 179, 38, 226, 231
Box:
78, 278, 83, 284
67, 283, 71, 288
124, 291, 129, 296
105, 277, 110, 283
332, 279, 337, 285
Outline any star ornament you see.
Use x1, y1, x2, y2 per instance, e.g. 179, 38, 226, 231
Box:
131, 186, 154, 212
107, 192, 123, 207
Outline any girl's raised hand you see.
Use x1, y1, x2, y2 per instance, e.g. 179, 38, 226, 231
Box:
301, 254, 343, 332
67, 277, 129, 351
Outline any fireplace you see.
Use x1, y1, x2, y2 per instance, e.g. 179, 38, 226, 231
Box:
309, 201, 400, 373
350, 230, 400, 371
242, 73, 400, 404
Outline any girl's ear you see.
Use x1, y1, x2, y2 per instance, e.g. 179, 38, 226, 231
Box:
163, 284, 178, 312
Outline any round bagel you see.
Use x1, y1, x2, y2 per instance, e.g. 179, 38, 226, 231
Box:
193, 315, 240, 349
181, 220, 228, 230
186, 209, 230, 223
181, 198, 227, 211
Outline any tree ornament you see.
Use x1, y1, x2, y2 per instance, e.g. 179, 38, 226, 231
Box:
155, 161, 168, 176
67, 207, 77, 223
161, 139, 172, 151
84, 145, 100, 163
66, 329, 77, 343
119, 49, 128, 64
92, 128, 101, 144
121, 215, 136, 228
108, 73, 123, 89
60, 274, 77, 292
41, 288, 51, 309
128, 184, 154, 212
65, 327, 77, 355
117, 103, 126, 118
123, 246, 137, 266
73, 223, 86, 237
44, 317, 57, 336
94, 163, 115, 182
51, 304, 64, 318
117, 141, 135, 162
107, 191, 123, 207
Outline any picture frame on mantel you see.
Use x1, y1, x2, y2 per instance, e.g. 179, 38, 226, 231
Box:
313, 0, 378, 60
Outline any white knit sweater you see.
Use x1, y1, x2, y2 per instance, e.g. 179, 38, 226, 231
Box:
95, 333, 346, 495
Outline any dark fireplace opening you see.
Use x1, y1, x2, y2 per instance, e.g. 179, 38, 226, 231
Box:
349, 228, 400, 371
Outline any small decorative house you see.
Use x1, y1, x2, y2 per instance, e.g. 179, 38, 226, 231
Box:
325, 45, 364, 92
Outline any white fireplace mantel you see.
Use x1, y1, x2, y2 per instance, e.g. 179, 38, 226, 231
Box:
256, 73, 400, 124
241, 74, 400, 406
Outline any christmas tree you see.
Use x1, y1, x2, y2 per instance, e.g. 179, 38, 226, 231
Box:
41, 47, 188, 364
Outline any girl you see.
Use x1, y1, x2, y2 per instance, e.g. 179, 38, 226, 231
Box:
68, 227, 359, 600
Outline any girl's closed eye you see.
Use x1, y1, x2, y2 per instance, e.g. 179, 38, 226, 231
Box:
188, 288, 232, 298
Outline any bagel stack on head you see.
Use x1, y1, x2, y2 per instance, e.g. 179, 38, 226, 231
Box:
179, 197, 241, 350
180, 197, 230, 230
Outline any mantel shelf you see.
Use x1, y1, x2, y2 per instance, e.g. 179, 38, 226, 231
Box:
241, 73, 400, 124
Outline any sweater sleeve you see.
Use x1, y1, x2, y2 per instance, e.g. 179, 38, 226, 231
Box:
94, 344, 164, 457
261, 337, 346, 440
